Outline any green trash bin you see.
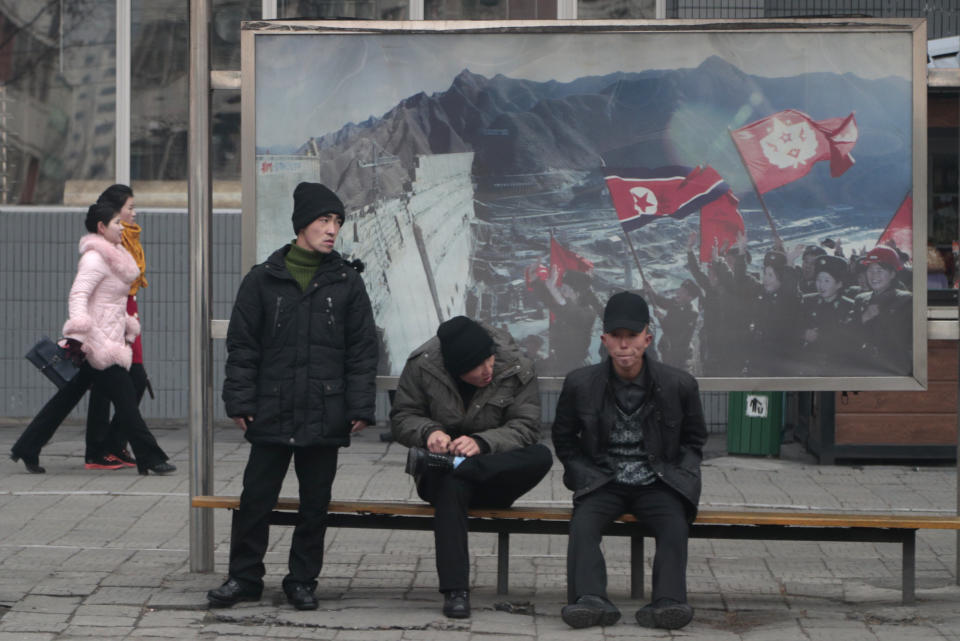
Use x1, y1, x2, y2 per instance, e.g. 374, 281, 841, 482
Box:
727, 392, 782, 456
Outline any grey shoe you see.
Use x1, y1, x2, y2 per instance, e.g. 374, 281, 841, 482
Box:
635, 600, 694, 629
561, 594, 621, 628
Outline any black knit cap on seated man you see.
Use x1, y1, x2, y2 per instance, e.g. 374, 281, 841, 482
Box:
390, 315, 552, 619
208, 181, 377, 611
552, 291, 707, 630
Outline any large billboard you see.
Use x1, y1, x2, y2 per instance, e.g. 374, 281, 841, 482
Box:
241, 19, 927, 390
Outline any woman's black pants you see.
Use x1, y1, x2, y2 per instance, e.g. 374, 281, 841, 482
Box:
12, 363, 167, 471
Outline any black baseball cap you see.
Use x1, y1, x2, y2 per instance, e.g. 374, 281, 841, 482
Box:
603, 291, 650, 333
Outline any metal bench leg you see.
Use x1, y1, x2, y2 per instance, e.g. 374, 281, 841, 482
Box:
497, 532, 509, 595
631, 535, 644, 600
902, 531, 916, 605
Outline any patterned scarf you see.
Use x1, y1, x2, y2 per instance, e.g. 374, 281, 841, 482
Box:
121, 221, 148, 295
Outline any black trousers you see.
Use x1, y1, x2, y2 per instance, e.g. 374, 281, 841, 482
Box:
416, 442, 553, 592
86, 362, 147, 458
567, 481, 689, 605
12, 364, 167, 472
229, 443, 339, 592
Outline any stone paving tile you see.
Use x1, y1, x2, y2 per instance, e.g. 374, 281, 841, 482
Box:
0, 611, 70, 633
82, 586, 156, 606
10, 596, 81, 615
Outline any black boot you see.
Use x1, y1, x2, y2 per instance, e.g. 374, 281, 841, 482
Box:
405, 447, 454, 477
442, 589, 470, 618
206, 578, 262, 608
10, 451, 45, 474
635, 599, 694, 629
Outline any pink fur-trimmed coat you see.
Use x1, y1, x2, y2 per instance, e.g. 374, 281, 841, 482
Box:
62, 233, 141, 370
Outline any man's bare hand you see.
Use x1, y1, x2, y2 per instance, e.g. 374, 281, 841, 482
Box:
450, 436, 481, 457
232, 416, 253, 431
426, 430, 452, 454
350, 419, 368, 434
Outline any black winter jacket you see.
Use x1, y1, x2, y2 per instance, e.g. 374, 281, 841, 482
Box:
552, 357, 707, 519
222, 245, 378, 447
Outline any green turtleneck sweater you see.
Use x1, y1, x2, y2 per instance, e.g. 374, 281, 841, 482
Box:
285, 242, 327, 292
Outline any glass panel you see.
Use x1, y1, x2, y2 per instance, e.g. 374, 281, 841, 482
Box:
0, 1, 116, 204
578, 0, 655, 19
278, 0, 409, 20
424, 0, 556, 20
927, 91, 958, 305
131, 1, 259, 196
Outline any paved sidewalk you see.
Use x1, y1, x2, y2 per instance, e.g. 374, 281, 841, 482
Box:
1, 420, 958, 640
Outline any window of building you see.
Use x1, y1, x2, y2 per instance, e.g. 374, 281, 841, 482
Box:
579, 0, 655, 19
0, 0, 117, 205
424, 0, 555, 19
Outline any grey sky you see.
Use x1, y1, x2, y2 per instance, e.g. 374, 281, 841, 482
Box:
255, 30, 913, 149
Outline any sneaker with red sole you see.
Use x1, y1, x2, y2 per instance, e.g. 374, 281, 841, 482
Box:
108, 451, 136, 468
84, 455, 125, 470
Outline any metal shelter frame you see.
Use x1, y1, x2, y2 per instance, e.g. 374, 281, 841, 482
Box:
185, 1, 958, 586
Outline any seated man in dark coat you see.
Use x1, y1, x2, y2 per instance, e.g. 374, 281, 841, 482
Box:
553, 292, 707, 630
391, 316, 553, 619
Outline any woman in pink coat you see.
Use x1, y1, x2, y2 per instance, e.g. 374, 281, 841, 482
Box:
10, 203, 175, 475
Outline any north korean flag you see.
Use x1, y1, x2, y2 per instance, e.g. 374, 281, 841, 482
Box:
605, 166, 728, 232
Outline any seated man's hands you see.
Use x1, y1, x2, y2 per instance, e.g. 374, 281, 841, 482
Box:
426, 430, 481, 457
449, 436, 480, 457
427, 430, 452, 454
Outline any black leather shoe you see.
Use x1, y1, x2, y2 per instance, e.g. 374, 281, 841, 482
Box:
206, 578, 261, 608
10, 452, 45, 474
635, 600, 694, 629
285, 583, 318, 610
561, 594, 621, 628
442, 589, 470, 618
405, 447, 454, 477
139, 461, 177, 476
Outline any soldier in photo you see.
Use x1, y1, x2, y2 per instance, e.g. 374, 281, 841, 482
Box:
799, 254, 857, 374
853, 246, 912, 374
746, 250, 801, 376
642, 278, 702, 371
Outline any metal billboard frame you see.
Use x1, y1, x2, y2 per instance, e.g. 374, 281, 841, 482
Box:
239, 18, 928, 392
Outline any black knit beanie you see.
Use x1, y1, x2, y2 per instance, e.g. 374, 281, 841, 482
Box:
292, 182, 345, 234
437, 316, 494, 377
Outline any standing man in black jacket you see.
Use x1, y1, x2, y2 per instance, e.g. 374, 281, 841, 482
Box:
207, 182, 378, 611
553, 291, 706, 630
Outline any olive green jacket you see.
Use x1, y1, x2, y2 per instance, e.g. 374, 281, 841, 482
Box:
389, 324, 541, 453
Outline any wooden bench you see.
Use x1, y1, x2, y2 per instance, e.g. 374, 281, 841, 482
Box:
192, 495, 960, 605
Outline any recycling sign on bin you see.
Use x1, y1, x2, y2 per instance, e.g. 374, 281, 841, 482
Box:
745, 394, 768, 418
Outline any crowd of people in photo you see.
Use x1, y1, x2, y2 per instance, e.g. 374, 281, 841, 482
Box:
676, 232, 913, 378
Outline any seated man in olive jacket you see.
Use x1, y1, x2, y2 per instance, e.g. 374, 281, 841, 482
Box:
391, 316, 553, 619
553, 292, 707, 630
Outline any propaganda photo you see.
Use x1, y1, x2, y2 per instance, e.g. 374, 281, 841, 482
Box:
248, 24, 920, 383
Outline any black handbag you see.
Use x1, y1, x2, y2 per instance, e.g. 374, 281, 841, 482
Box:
25, 336, 81, 390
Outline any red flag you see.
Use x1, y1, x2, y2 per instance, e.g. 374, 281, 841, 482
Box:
699, 191, 746, 263
731, 110, 858, 194
605, 166, 727, 231
550, 235, 593, 282
877, 193, 912, 255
